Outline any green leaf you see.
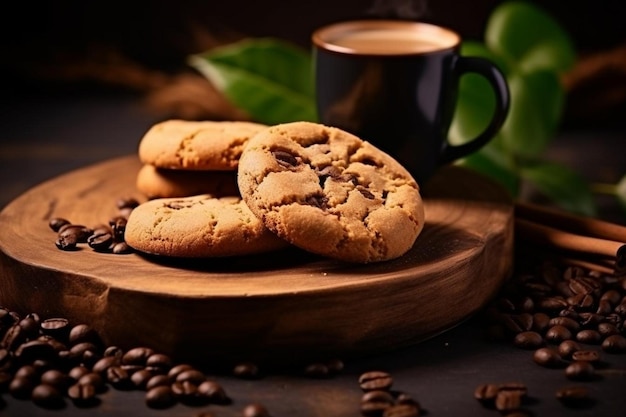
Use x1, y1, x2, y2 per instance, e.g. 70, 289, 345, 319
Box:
500, 70, 565, 157
189, 38, 316, 125
520, 161, 596, 216
485, 1, 576, 74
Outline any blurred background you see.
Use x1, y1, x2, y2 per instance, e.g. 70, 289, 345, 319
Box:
0, 0, 624, 221
1, 0, 625, 126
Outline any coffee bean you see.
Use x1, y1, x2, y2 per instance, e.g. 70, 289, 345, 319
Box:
15, 364, 38, 380
513, 331, 544, 349
243, 403, 271, 417
49, 217, 71, 232
9, 376, 36, 399
556, 385, 593, 408
474, 383, 500, 405
382, 404, 420, 417
533, 347, 565, 368
396, 393, 420, 408
558, 340, 582, 360
2, 324, 26, 350
233, 362, 260, 379
67, 382, 98, 406
78, 373, 105, 393
146, 374, 172, 390
601, 334, 626, 353
600, 289, 622, 305
362, 390, 395, 404
108, 216, 127, 241
361, 400, 392, 417
68, 324, 99, 346
18, 314, 40, 338
58, 225, 93, 244
68, 366, 90, 381
197, 380, 230, 404
576, 329, 602, 344
92, 356, 119, 375
494, 390, 523, 413
597, 322, 620, 338
578, 313, 603, 327
538, 296, 569, 311
31, 383, 64, 409
176, 368, 206, 384
130, 369, 153, 390
565, 361, 595, 381
145, 353, 172, 370
40, 317, 70, 339
103, 345, 124, 359
87, 231, 114, 251
145, 385, 176, 409
359, 371, 393, 391
531, 312, 551, 333
171, 380, 201, 404
40, 369, 72, 389
15, 339, 56, 362
122, 346, 154, 365
571, 350, 600, 363
106, 366, 132, 389
167, 363, 194, 379
545, 325, 573, 343
499, 382, 527, 397
548, 317, 580, 332
112, 241, 132, 254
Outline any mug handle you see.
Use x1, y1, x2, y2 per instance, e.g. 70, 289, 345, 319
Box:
438, 56, 510, 165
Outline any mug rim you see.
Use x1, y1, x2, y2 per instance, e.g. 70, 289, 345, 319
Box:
312, 20, 460, 56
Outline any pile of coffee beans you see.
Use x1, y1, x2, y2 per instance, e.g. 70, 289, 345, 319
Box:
0, 307, 238, 411
358, 370, 422, 417
50, 197, 139, 254
480, 261, 626, 410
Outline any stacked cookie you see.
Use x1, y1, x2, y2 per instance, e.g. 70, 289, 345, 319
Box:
126, 120, 425, 263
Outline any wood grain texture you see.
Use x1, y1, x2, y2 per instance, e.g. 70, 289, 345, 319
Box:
0, 155, 513, 365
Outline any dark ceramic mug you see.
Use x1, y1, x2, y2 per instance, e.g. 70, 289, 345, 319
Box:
312, 20, 510, 183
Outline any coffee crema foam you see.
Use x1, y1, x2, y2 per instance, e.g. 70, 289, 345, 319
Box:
316, 22, 459, 55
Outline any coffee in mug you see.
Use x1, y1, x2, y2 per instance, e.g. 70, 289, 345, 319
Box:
312, 20, 509, 182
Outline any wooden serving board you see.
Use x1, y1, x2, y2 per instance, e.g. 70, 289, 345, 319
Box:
0, 155, 513, 365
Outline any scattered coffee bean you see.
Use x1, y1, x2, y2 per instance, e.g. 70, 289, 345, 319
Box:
513, 331, 544, 349
557, 340, 582, 360
146, 374, 172, 391
67, 382, 98, 406
565, 361, 595, 381
49, 217, 71, 232
361, 400, 392, 417
556, 385, 593, 408
533, 347, 565, 368
571, 349, 600, 363
575, 329, 602, 344
145, 385, 176, 409
474, 383, 500, 405
494, 389, 523, 413
233, 362, 260, 379
243, 402, 271, 417
31, 383, 64, 409
359, 371, 393, 392
197, 380, 230, 405
601, 334, 626, 353
545, 325, 572, 343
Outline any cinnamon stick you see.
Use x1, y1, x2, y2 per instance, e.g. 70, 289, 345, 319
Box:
514, 218, 625, 261
515, 201, 626, 243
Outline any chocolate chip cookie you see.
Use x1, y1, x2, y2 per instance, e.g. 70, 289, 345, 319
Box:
136, 164, 239, 199
125, 194, 287, 257
138, 119, 268, 170
237, 121, 425, 263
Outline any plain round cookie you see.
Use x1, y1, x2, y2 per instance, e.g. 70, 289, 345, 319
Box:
138, 119, 268, 170
125, 194, 287, 258
237, 121, 425, 263
136, 164, 239, 199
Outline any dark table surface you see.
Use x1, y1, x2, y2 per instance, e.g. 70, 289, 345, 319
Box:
0, 87, 625, 417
